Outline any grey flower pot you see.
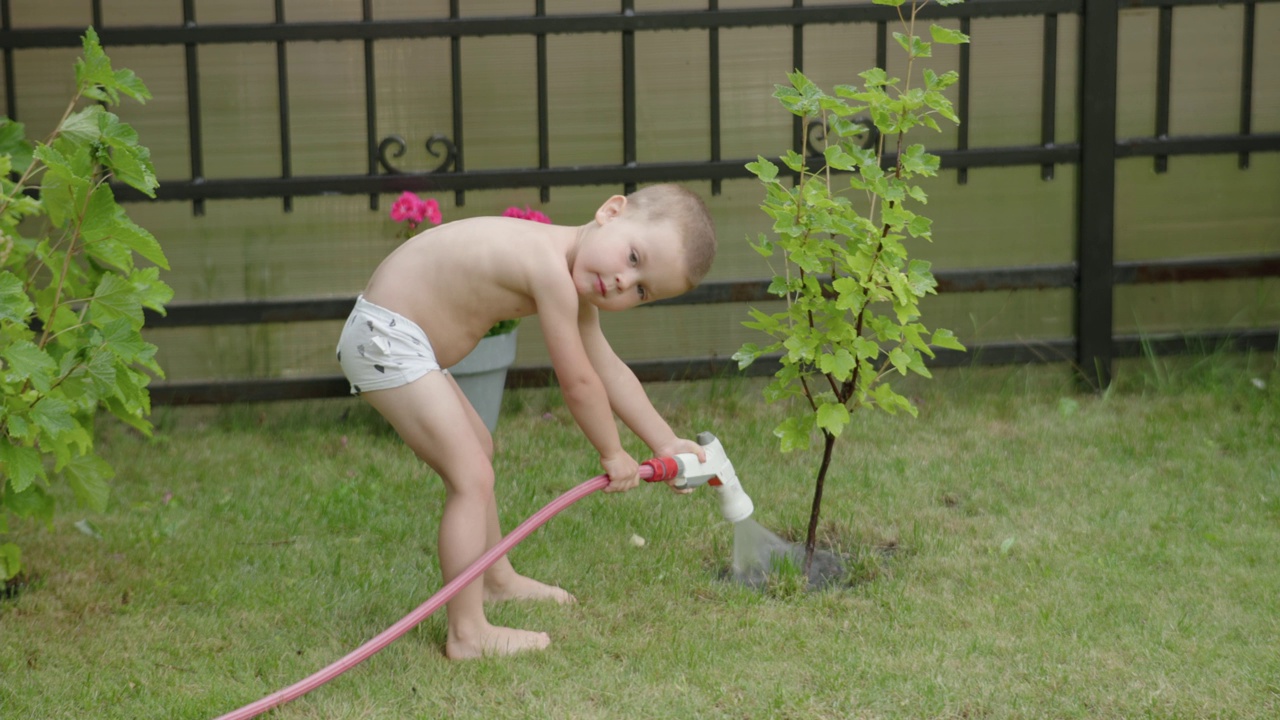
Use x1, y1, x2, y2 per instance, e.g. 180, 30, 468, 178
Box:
447, 329, 517, 432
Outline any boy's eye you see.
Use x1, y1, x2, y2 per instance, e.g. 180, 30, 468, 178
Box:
629, 250, 638, 266
637, 286, 648, 301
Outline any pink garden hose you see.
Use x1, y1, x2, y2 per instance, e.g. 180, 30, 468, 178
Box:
214, 457, 679, 720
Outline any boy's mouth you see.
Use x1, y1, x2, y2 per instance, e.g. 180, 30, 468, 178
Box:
596, 275, 607, 296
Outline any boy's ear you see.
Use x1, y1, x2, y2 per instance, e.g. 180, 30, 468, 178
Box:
595, 195, 627, 224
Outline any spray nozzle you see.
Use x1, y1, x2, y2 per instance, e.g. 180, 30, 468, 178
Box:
669, 432, 754, 524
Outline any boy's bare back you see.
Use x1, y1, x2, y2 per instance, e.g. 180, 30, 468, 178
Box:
362, 217, 576, 368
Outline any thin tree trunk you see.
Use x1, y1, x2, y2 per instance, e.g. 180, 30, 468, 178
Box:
804, 430, 837, 579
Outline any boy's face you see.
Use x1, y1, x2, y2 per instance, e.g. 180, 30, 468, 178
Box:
575, 200, 689, 312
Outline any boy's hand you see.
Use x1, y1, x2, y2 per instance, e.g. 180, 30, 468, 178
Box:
653, 438, 706, 495
601, 452, 640, 493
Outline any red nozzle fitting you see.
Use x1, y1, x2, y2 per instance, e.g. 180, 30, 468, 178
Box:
640, 456, 680, 483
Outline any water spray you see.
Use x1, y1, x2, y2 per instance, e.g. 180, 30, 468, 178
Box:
213, 431, 754, 720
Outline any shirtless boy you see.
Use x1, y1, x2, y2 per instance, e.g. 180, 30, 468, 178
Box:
336, 183, 717, 659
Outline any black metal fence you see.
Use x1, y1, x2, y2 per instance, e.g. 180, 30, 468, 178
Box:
4, 0, 1276, 403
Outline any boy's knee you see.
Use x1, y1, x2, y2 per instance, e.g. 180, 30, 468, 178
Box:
449, 463, 497, 497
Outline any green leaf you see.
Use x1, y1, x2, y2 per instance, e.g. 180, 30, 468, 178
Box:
2, 482, 55, 527
894, 32, 932, 59
80, 186, 169, 270
823, 145, 858, 172
818, 348, 857, 381
853, 336, 879, 361
831, 117, 871, 143
0, 271, 35, 324
98, 111, 158, 195
745, 307, 784, 335
816, 401, 850, 437
30, 396, 78, 442
906, 259, 937, 296
781, 149, 806, 173
32, 145, 89, 228
2, 340, 57, 393
774, 415, 814, 453
59, 106, 103, 145
75, 28, 151, 106
128, 267, 174, 314
889, 347, 911, 375
733, 344, 762, 370
89, 273, 144, 329
0, 543, 21, 581
104, 392, 155, 436
872, 382, 917, 417
907, 350, 932, 378
907, 214, 933, 240
83, 347, 118, 396
0, 440, 46, 493
747, 156, 779, 183
899, 144, 941, 176
931, 328, 966, 351
930, 24, 970, 45
0, 118, 34, 172
859, 67, 895, 89
98, 318, 153, 364
64, 452, 114, 514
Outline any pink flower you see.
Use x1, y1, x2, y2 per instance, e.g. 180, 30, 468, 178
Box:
422, 198, 442, 225
390, 191, 425, 224
502, 205, 552, 224
390, 192, 443, 228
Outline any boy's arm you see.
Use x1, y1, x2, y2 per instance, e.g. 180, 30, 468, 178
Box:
534, 276, 640, 491
577, 306, 703, 462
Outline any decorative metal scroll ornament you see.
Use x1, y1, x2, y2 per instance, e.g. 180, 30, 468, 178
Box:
377, 133, 458, 174
805, 114, 879, 158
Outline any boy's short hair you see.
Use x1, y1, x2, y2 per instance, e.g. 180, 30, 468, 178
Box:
624, 184, 717, 288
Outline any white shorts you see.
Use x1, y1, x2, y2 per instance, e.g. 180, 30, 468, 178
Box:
336, 296, 442, 395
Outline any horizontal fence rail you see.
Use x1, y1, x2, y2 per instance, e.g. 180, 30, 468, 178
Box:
142, 255, 1280, 330
144, 254, 1280, 405
3, 0, 1277, 403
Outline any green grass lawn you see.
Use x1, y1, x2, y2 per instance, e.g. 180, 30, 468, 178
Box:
3, 354, 1278, 719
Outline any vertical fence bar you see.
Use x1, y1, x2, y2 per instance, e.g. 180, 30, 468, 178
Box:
792, 0, 804, 163
92, 0, 102, 28
182, 0, 205, 217
450, 0, 464, 206
1077, 0, 1119, 390
362, 0, 378, 210
1040, 14, 1058, 181
1238, 1, 1255, 170
709, 0, 722, 196
957, 17, 971, 185
875, 20, 887, 71
622, 0, 637, 194
536, 0, 550, 203
1154, 5, 1172, 173
2, 0, 15, 121
275, 0, 293, 213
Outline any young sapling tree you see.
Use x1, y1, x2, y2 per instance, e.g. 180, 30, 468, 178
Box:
733, 0, 968, 575
0, 29, 169, 584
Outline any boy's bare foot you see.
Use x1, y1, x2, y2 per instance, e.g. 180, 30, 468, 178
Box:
446, 624, 551, 660
484, 574, 576, 604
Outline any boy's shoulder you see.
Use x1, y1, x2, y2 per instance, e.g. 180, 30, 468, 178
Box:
438, 216, 573, 282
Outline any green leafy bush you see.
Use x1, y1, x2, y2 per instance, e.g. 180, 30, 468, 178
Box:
0, 29, 170, 582
734, 0, 967, 572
